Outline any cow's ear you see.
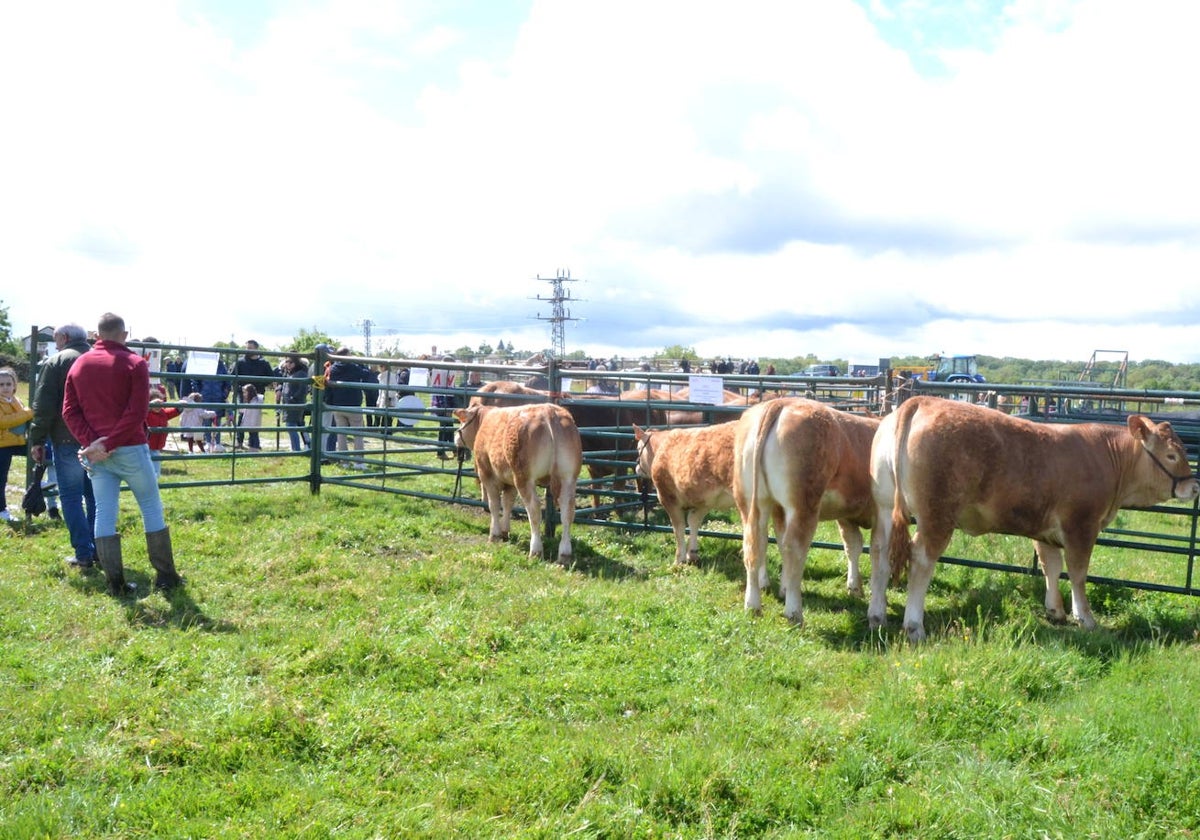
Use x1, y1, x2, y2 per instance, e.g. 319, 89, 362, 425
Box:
1127, 414, 1153, 442
632, 423, 644, 440
452, 408, 469, 423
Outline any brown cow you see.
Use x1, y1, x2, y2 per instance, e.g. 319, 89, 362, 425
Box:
734, 398, 879, 624
473, 382, 673, 511
868, 396, 1200, 641
452, 403, 583, 564
633, 422, 737, 565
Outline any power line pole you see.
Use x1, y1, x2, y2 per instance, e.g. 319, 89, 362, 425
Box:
534, 269, 582, 358
354, 319, 375, 356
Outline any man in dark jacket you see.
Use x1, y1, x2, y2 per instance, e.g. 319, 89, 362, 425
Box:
231, 340, 274, 393
277, 354, 311, 451
323, 347, 370, 467
27, 323, 97, 568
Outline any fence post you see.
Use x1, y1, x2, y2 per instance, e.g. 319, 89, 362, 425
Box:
308, 345, 327, 495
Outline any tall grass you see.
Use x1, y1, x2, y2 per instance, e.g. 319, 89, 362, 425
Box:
1, 461, 1198, 838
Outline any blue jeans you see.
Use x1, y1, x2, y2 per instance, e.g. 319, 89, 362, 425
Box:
284, 408, 309, 451
51, 441, 96, 560
89, 444, 166, 538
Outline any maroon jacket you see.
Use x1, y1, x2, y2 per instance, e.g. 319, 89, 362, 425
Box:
63, 338, 151, 449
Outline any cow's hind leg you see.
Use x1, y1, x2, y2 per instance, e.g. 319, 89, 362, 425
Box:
838, 521, 865, 598
866, 510, 893, 630
519, 480, 544, 559
685, 507, 707, 565
1035, 541, 1068, 623
779, 508, 820, 625
555, 476, 577, 566
901, 525, 949, 643
741, 505, 770, 614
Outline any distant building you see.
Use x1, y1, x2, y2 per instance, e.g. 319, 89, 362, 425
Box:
21, 326, 56, 360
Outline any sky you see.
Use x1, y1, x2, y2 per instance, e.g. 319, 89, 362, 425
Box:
3, 0, 1199, 365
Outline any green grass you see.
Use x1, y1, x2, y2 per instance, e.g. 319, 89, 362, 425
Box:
2, 458, 1199, 839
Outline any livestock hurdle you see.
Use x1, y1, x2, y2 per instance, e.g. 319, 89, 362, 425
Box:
23, 339, 1199, 599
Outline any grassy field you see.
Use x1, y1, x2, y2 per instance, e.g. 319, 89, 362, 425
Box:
2, 454, 1199, 839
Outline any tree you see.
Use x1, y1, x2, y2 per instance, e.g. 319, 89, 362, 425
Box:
284, 327, 339, 355
655, 344, 699, 364
0, 301, 19, 357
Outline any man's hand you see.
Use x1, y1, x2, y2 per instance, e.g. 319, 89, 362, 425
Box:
29, 444, 45, 464
82, 437, 112, 463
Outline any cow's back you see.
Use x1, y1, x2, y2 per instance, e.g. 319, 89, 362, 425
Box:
894, 396, 1112, 538
652, 422, 738, 509
737, 398, 877, 527
475, 403, 582, 490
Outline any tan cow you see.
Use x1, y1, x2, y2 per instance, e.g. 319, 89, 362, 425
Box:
734, 398, 880, 624
632, 422, 737, 566
452, 403, 584, 565
868, 396, 1200, 642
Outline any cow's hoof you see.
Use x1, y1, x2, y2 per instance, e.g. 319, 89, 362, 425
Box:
783, 611, 805, 628
685, 551, 701, 565
904, 622, 926, 643
867, 613, 886, 631
556, 553, 572, 567
847, 583, 864, 599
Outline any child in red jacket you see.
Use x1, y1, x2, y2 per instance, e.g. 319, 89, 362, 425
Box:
146, 385, 181, 477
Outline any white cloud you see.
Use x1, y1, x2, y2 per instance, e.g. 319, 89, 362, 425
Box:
2, 0, 1199, 364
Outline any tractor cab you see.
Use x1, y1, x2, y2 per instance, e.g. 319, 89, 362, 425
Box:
931, 354, 985, 383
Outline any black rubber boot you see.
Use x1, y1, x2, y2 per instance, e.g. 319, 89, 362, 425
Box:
95, 534, 129, 596
146, 527, 183, 591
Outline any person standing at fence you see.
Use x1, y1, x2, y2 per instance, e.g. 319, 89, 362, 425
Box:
325, 347, 369, 468
229, 340, 272, 446
0, 366, 34, 523
146, 385, 180, 477
184, 355, 230, 452
178, 393, 215, 453
278, 354, 311, 451
430, 355, 461, 459
27, 323, 97, 564
63, 312, 183, 595
234, 384, 264, 451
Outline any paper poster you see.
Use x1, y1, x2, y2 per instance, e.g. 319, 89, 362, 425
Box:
184, 350, 220, 377
429, 368, 456, 389
686, 375, 725, 405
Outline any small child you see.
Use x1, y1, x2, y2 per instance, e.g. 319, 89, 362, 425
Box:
0, 366, 35, 522
235, 384, 264, 451
146, 385, 181, 476
178, 392, 216, 454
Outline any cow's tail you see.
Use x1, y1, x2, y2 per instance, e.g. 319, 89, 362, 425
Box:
748, 400, 788, 523
545, 409, 563, 501
887, 404, 915, 586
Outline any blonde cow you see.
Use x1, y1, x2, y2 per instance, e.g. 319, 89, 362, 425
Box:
452, 403, 583, 565
633, 422, 738, 566
869, 396, 1200, 642
734, 398, 880, 624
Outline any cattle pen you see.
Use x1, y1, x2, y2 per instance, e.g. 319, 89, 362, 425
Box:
23, 342, 1200, 604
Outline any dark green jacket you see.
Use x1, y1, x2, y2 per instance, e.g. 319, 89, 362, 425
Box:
27, 339, 92, 447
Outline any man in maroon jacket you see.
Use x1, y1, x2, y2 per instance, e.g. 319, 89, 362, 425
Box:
63, 312, 183, 596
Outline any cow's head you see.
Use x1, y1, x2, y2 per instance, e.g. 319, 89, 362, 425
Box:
1128, 415, 1200, 500
632, 424, 656, 478
452, 406, 484, 451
